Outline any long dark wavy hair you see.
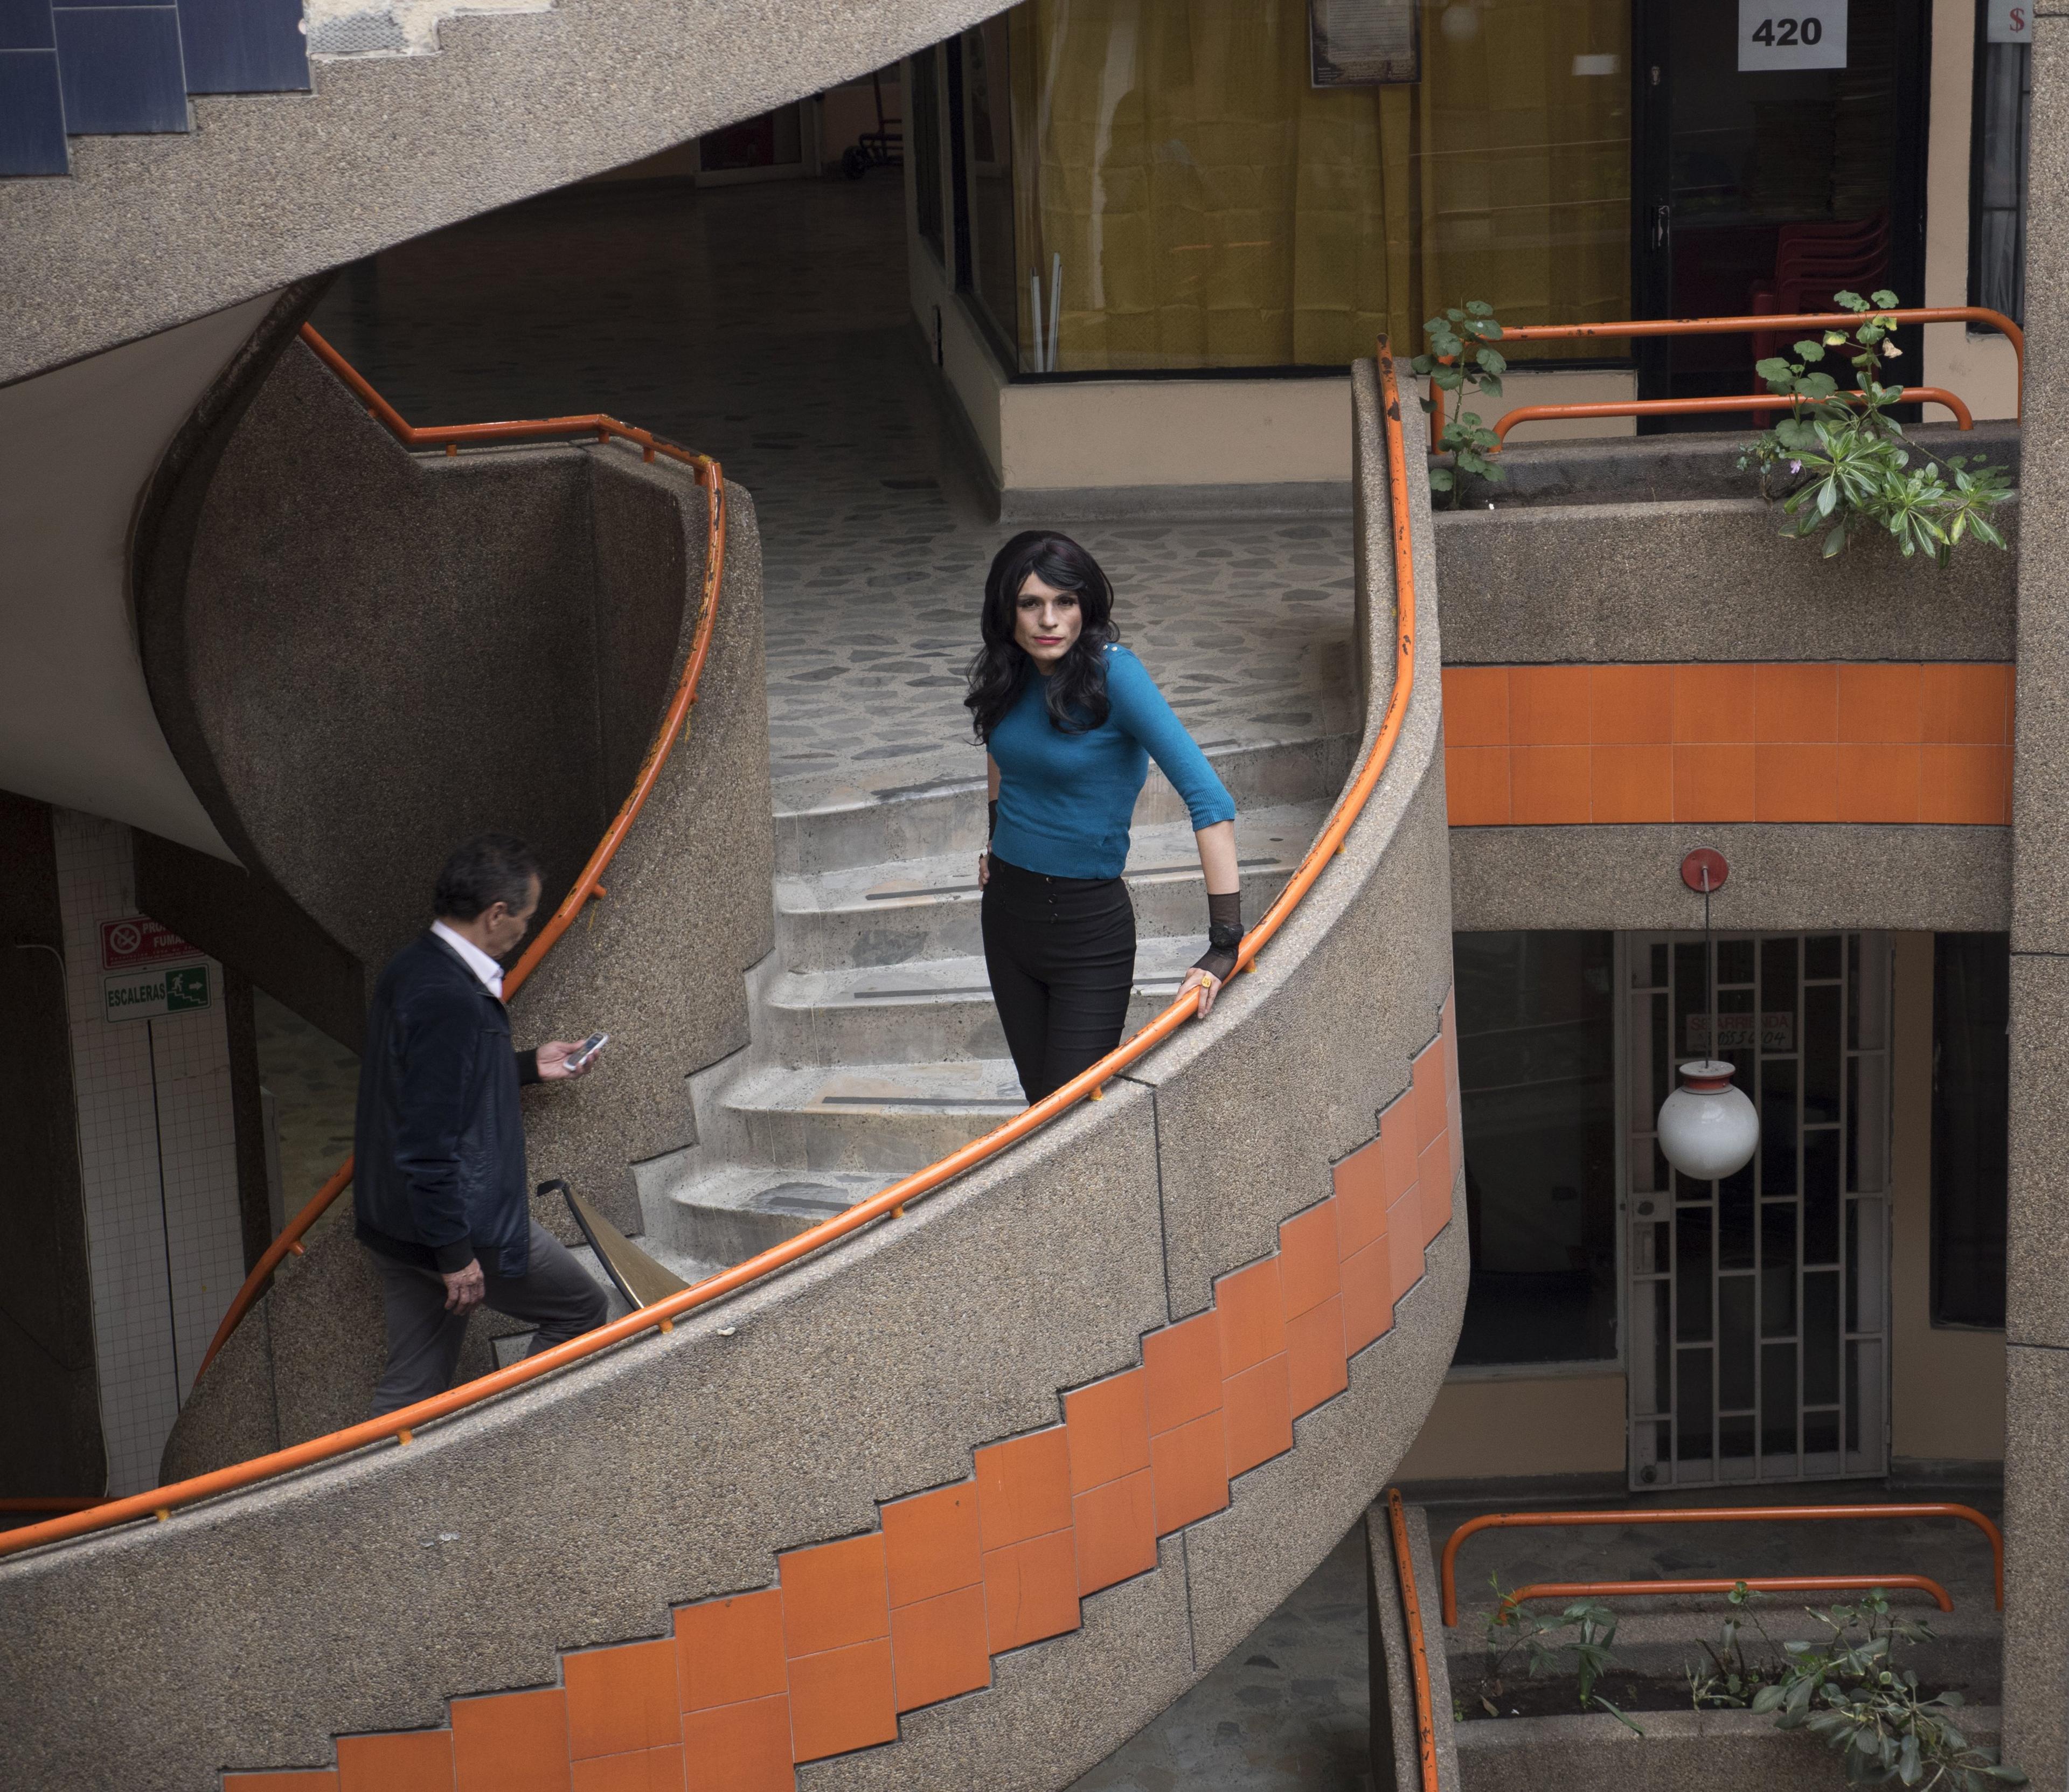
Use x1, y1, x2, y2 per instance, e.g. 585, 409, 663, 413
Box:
964, 531, 1119, 744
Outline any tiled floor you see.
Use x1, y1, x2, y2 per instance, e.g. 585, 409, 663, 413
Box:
309, 176, 1356, 819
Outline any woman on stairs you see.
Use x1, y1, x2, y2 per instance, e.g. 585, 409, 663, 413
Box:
965, 530, 1244, 1105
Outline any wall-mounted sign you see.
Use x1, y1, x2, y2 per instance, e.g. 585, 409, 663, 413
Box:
1310, 0, 1419, 86
100, 915, 197, 971
1988, 0, 2032, 44
103, 963, 211, 1024
1685, 1012, 1797, 1054
1738, 0, 1848, 71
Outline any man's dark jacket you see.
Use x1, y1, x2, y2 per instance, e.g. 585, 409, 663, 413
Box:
354, 930, 538, 1278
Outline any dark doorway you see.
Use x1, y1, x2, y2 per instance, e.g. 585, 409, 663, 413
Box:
1630, 0, 1930, 425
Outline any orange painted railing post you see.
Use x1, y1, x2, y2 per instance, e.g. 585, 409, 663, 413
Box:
1385, 1488, 1443, 1792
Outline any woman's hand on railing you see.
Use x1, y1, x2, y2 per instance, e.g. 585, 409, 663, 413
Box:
1179, 967, 1223, 1017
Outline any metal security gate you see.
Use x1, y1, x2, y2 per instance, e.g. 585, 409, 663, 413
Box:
1623, 933, 1890, 1487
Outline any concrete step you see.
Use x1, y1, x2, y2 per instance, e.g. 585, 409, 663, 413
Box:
760, 935, 1212, 1066
773, 801, 1324, 971
718, 1058, 1025, 1170
643, 1160, 893, 1273
771, 733, 1354, 875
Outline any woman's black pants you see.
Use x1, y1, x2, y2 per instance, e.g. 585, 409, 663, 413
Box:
981, 854, 1136, 1104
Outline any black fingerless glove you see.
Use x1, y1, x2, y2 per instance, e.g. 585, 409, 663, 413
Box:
1193, 890, 1242, 984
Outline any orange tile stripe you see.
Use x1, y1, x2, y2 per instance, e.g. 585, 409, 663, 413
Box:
1442, 663, 2015, 827
222, 1008, 1462, 1792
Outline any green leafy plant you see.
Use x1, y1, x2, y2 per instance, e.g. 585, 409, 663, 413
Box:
1413, 303, 1507, 504
1478, 1575, 1643, 1732
1739, 290, 2012, 566
1734, 1588, 2024, 1791
1688, 1580, 1787, 1711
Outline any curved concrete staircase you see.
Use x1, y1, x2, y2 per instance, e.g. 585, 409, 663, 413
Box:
0, 358, 1466, 1792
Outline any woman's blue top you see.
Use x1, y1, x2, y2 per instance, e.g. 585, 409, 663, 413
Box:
989, 644, 1235, 880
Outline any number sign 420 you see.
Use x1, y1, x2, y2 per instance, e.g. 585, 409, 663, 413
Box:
1738, 0, 1848, 71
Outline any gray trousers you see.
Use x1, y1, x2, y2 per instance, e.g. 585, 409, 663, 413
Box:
369, 1220, 609, 1416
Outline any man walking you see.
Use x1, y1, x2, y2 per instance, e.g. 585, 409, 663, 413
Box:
355, 832, 609, 1416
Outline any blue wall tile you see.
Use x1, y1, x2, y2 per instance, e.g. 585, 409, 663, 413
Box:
0, 49, 68, 172
0, 0, 56, 51
176, 0, 306, 93
52, 6, 187, 132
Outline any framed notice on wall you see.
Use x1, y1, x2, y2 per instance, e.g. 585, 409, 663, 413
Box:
1310, 0, 1419, 86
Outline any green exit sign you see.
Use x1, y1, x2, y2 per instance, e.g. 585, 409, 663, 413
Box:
103, 963, 211, 1023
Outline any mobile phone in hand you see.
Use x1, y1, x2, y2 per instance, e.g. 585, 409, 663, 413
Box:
567, 1031, 608, 1072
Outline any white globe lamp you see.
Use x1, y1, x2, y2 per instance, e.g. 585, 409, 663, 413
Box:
1656, 847, 1760, 1181
1657, 1060, 1760, 1180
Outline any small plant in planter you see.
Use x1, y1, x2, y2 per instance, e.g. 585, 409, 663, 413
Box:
1739, 290, 2013, 566
1412, 304, 1506, 506
1476, 1576, 1643, 1732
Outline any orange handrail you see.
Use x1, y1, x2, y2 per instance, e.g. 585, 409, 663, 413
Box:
191, 323, 729, 1383
1386, 1488, 1443, 1792
1490, 385, 1974, 446
1, 339, 1425, 1560
1494, 1574, 1953, 1623
1427, 305, 2024, 448
1440, 1504, 2005, 1627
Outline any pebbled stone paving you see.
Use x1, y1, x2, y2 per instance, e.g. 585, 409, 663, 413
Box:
309, 176, 1354, 818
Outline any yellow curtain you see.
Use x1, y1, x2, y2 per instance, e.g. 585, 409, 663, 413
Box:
1009, 0, 1629, 371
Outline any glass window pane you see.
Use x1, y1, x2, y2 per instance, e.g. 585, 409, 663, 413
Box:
1677, 1203, 1713, 1342
1804, 1129, 1841, 1263
1453, 932, 1616, 1364
1761, 1057, 1799, 1196
1804, 934, 1841, 981
1718, 937, 1755, 987
1719, 1276, 1756, 1409
1677, 1347, 1714, 1461
1761, 1202, 1797, 1337
909, 47, 945, 261
1803, 983, 1841, 1124
1010, 0, 1633, 371
1804, 1270, 1840, 1405
1848, 1197, 1886, 1336
963, 19, 1021, 349
1932, 933, 2008, 1328
1971, 37, 2030, 324
1762, 1341, 1798, 1458
1719, 1161, 1755, 1270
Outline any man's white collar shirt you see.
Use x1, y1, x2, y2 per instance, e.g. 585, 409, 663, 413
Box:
431, 920, 505, 999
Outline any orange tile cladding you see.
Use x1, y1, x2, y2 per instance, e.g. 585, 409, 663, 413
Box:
336, 1731, 454, 1792
1332, 1143, 1387, 1258
880, 1482, 982, 1609
1379, 1093, 1419, 1204
1384, 1192, 1424, 1318
1590, 745, 1672, 822
1223, 1355, 1294, 1476
779, 1533, 888, 1657
1922, 744, 2010, 823
565, 1641, 681, 1760
1836, 744, 1922, 823
1276, 1200, 1341, 1318
452, 1689, 570, 1792
974, 1428, 1073, 1551
1441, 666, 1509, 745
1072, 1469, 1160, 1594
1754, 744, 1839, 821
675, 1590, 788, 1713
1341, 1239, 1394, 1355
225, 1778, 340, 1791
1149, 1411, 1230, 1533
1216, 1259, 1287, 1376
1445, 747, 1512, 825
1673, 665, 1756, 743
1509, 746, 1591, 823
1412, 1043, 1447, 1151
1922, 663, 2011, 743
1418, 1134, 1453, 1246
1509, 665, 1592, 745
1589, 665, 1672, 745
786, 1638, 897, 1762
568, 1748, 684, 1792
1142, 1312, 1222, 1434
678, 1695, 792, 1792
1441, 663, 2015, 826
1672, 744, 1756, 822
889, 1583, 991, 1711
1286, 1295, 1350, 1413
1838, 664, 1923, 742
1755, 663, 1838, 741
982, 1529, 1081, 1652
1064, 1370, 1152, 1495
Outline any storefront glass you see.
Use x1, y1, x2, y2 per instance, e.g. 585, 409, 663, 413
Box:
967, 0, 1630, 371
